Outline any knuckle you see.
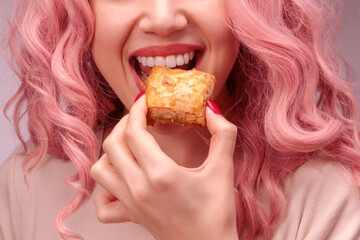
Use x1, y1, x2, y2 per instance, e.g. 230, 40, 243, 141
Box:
96, 210, 110, 224
102, 115, 129, 152
90, 161, 101, 180
102, 134, 117, 153
219, 122, 237, 139
124, 124, 137, 143
131, 186, 150, 204
150, 168, 174, 190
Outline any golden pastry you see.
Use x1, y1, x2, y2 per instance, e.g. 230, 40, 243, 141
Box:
145, 66, 216, 126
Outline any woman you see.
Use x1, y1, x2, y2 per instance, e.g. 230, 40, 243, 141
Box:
1, 0, 360, 239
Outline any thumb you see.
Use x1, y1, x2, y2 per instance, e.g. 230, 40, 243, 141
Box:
206, 100, 237, 172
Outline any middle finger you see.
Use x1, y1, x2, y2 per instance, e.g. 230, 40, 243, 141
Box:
90, 154, 133, 208
103, 114, 145, 184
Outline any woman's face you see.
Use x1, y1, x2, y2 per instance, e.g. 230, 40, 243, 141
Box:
89, 0, 239, 110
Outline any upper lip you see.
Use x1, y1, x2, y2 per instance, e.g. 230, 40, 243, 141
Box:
129, 44, 205, 59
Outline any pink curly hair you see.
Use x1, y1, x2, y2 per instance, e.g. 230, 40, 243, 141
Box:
226, 0, 360, 238
4, 0, 121, 238
4, 0, 360, 239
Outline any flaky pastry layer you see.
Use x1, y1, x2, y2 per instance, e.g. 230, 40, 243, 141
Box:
145, 66, 216, 127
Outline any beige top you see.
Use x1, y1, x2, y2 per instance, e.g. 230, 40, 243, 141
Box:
1, 141, 360, 240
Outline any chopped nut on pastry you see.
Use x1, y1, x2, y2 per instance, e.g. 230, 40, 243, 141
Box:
145, 66, 216, 127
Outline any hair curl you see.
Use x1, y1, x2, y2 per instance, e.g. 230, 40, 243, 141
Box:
4, 0, 360, 239
226, 0, 360, 238
4, 0, 121, 238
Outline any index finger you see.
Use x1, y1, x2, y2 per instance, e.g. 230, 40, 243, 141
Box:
125, 94, 173, 172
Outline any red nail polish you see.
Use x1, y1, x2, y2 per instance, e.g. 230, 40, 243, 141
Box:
207, 100, 222, 115
134, 92, 145, 102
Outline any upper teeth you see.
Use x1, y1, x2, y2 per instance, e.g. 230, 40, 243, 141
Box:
136, 51, 195, 68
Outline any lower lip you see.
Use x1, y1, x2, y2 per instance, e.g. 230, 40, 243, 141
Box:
130, 52, 205, 92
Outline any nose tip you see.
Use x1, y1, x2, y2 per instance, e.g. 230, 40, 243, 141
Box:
138, 5, 188, 37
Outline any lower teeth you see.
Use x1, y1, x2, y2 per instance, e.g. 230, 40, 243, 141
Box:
138, 70, 148, 84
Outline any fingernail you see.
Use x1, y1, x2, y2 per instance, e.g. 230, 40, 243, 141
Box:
134, 92, 145, 102
206, 100, 222, 115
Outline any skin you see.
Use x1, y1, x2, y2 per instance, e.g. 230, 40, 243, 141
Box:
89, 0, 240, 239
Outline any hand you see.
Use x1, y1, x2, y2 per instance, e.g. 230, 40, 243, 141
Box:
90, 95, 239, 240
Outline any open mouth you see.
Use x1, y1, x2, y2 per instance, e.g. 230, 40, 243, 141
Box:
130, 50, 202, 85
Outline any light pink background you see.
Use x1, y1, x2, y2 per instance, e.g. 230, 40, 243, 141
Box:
0, 0, 359, 165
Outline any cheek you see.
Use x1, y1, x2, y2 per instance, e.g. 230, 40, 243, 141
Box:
208, 27, 239, 97
90, 11, 136, 108
91, 31, 123, 98
92, 14, 129, 66
193, 2, 239, 95
91, 15, 123, 77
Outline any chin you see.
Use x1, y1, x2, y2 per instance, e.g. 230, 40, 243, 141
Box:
147, 122, 195, 136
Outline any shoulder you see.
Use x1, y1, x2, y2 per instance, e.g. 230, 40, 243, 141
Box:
0, 142, 32, 189
0, 141, 71, 183
0, 142, 34, 240
284, 158, 357, 199
0, 141, 80, 239
1, 128, 103, 197
0, 140, 80, 211
272, 159, 360, 240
